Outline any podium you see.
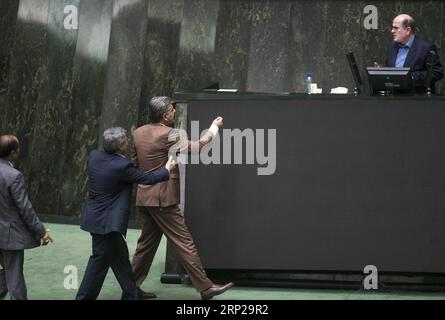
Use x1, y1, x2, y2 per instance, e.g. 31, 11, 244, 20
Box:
161, 91, 445, 289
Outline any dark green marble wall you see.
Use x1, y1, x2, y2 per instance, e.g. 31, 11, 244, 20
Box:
1, 0, 444, 219
247, 1, 292, 92
175, 0, 220, 90
100, 0, 148, 140
0, 0, 19, 129
138, 0, 183, 125
28, 0, 79, 216
214, 0, 252, 91
60, 0, 112, 216
4, 0, 50, 189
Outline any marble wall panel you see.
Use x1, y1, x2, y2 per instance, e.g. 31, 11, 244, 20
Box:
213, 0, 252, 91
59, 0, 113, 216
245, 0, 291, 93
100, 0, 149, 144
24, 0, 80, 215
0, 0, 20, 130
138, 0, 184, 125
316, 1, 364, 92
360, 1, 394, 70
442, 0, 445, 94
5, 0, 49, 182
175, 0, 220, 91
288, 0, 332, 93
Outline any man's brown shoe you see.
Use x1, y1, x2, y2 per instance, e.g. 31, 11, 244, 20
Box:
138, 288, 157, 299
200, 282, 234, 300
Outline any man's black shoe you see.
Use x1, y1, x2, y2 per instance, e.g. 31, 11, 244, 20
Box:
138, 288, 157, 299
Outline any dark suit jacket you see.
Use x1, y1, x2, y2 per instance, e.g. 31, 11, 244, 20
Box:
80, 150, 169, 235
385, 36, 443, 93
0, 159, 46, 250
132, 123, 213, 207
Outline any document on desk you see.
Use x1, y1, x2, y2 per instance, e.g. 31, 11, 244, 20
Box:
217, 89, 238, 92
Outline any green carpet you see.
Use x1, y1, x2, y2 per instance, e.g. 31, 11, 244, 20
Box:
9, 223, 445, 300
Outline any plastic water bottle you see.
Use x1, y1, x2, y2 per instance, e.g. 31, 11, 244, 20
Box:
306, 72, 312, 95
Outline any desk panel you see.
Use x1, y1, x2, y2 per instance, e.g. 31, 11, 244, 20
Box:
184, 97, 445, 273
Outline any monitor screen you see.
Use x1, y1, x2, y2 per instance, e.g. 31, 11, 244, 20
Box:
366, 67, 414, 94
201, 82, 220, 90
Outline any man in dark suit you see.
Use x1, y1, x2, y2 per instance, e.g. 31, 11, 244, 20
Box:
385, 14, 443, 93
0, 134, 52, 300
76, 127, 175, 300
130, 96, 233, 300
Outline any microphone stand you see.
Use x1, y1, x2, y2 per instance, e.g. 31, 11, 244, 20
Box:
425, 51, 436, 96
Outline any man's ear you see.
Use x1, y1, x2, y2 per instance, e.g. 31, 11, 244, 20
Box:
119, 142, 127, 150
10, 149, 18, 160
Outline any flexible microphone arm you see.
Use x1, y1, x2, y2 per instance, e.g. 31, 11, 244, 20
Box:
425, 50, 436, 96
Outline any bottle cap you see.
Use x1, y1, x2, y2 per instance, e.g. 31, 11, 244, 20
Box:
307, 72, 312, 77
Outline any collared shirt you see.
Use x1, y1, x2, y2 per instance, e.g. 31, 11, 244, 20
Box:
395, 35, 415, 67
115, 153, 126, 158
0, 158, 14, 167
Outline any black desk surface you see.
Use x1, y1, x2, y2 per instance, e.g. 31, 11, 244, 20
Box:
174, 90, 445, 101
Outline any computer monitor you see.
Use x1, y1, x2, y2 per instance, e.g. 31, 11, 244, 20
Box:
201, 82, 220, 90
346, 52, 363, 94
366, 67, 414, 95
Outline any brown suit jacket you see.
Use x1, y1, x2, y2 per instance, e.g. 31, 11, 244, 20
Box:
132, 123, 213, 207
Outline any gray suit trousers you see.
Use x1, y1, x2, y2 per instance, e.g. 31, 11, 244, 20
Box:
0, 250, 27, 300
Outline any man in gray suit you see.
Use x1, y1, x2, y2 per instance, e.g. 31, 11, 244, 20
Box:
0, 134, 52, 300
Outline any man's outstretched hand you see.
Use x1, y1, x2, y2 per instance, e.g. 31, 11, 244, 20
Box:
212, 116, 223, 128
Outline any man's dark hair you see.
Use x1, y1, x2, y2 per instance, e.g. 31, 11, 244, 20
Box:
403, 16, 416, 33
149, 96, 170, 123
0, 135, 19, 158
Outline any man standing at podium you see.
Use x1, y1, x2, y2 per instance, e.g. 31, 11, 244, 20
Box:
385, 14, 443, 93
130, 96, 234, 300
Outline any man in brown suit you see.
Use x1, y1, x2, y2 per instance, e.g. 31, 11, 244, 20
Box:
131, 96, 233, 300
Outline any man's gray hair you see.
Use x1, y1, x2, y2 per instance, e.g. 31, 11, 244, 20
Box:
103, 127, 127, 153
149, 96, 170, 122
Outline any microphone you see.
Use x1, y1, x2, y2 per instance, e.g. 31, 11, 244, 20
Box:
425, 50, 436, 95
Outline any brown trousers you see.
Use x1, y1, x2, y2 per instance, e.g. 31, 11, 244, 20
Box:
131, 205, 213, 293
